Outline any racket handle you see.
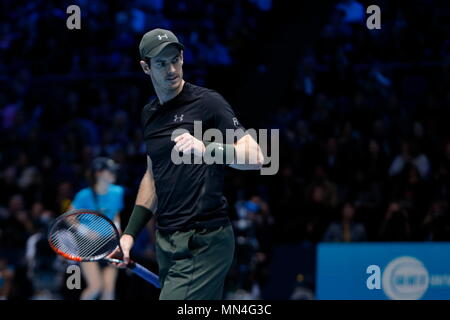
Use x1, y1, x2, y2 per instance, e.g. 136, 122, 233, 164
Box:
128, 261, 161, 289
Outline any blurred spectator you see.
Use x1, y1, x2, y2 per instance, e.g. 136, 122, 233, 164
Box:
290, 274, 314, 300
55, 182, 74, 214
378, 202, 412, 241
364, 139, 389, 182
25, 211, 64, 300
323, 202, 367, 242
0, 195, 33, 248
228, 195, 273, 299
421, 199, 450, 241
389, 141, 431, 179
0, 166, 21, 205
0, 259, 14, 300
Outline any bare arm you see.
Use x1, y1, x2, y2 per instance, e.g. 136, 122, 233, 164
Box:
110, 155, 158, 267
135, 155, 158, 212
174, 132, 264, 171
229, 133, 264, 170
114, 214, 121, 232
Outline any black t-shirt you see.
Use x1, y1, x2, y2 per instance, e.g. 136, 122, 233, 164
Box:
141, 82, 245, 231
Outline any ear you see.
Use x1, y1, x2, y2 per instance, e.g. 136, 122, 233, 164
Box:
140, 60, 151, 75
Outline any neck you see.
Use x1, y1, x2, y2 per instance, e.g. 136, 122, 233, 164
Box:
94, 181, 109, 195
155, 79, 185, 105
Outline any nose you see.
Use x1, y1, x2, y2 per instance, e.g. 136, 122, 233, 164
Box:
167, 63, 176, 74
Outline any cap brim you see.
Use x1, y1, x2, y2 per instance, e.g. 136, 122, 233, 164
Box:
109, 165, 119, 172
145, 42, 184, 59
95, 165, 119, 173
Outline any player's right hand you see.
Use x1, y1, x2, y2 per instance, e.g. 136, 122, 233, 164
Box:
108, 234, 134, 268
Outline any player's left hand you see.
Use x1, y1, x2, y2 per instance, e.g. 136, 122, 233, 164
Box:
173, 132, 205, 157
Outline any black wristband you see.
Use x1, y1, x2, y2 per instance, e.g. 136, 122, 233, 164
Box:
204, 141, 235, 164
123, 205, 153, 239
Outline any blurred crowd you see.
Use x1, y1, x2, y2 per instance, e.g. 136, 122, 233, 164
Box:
1, 0, 449, 300
271, 0, 450, 247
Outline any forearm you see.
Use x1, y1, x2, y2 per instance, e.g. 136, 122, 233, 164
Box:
135, 170, 157, 212
114, 215, 121, 232
123, 169, 157, 238
230, 134, 264, 170
204, 134, 264, 170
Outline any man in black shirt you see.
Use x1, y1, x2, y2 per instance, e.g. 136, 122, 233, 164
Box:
110, 28, 264, 300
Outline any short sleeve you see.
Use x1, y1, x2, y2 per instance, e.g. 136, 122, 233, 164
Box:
72, 189, 89, 210
203, 91, 246, 142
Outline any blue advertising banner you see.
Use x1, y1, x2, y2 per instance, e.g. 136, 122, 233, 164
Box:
316, 242, 450, 300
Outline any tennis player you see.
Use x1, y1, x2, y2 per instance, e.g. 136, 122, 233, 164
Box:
71, 157, 124, 300
109, 28, 264, 300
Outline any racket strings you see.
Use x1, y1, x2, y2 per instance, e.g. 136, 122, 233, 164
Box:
51, 227, 114, 258
49, 213, 119, 261
69, 215, 115, 256
52, 219, 115, 259
75, 232, 116, 258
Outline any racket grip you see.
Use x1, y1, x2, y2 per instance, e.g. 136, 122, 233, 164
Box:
128, 261, 161, 288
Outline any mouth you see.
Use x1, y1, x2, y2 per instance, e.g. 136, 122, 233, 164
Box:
167, 76, 178, 81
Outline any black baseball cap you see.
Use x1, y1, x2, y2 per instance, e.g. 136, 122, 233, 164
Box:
139, 28, 184, 60
91, 157, 119, 173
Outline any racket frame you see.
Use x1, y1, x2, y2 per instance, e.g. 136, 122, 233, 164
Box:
48, 209, 122, 262
48, 209, 160, 288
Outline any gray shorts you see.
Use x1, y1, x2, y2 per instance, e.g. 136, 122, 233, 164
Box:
155, 223, 235, 300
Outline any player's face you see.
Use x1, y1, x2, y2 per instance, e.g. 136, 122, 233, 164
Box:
97, 169, 116, 184
146, 45, 183, 91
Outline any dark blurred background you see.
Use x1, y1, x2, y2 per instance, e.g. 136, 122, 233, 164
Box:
0, 0, 449, 300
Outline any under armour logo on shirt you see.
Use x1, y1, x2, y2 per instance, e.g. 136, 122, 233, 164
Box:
174, 114, 184, 122
157, 34, 168, 40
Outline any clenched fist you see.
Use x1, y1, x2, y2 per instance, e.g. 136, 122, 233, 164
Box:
173, 132, 205, 157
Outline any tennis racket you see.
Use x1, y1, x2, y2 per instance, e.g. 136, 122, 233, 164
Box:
48, 209, 160, 288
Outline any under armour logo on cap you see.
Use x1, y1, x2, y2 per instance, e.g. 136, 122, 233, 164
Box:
139, 28, 185, 59
174, 114, 184, 122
